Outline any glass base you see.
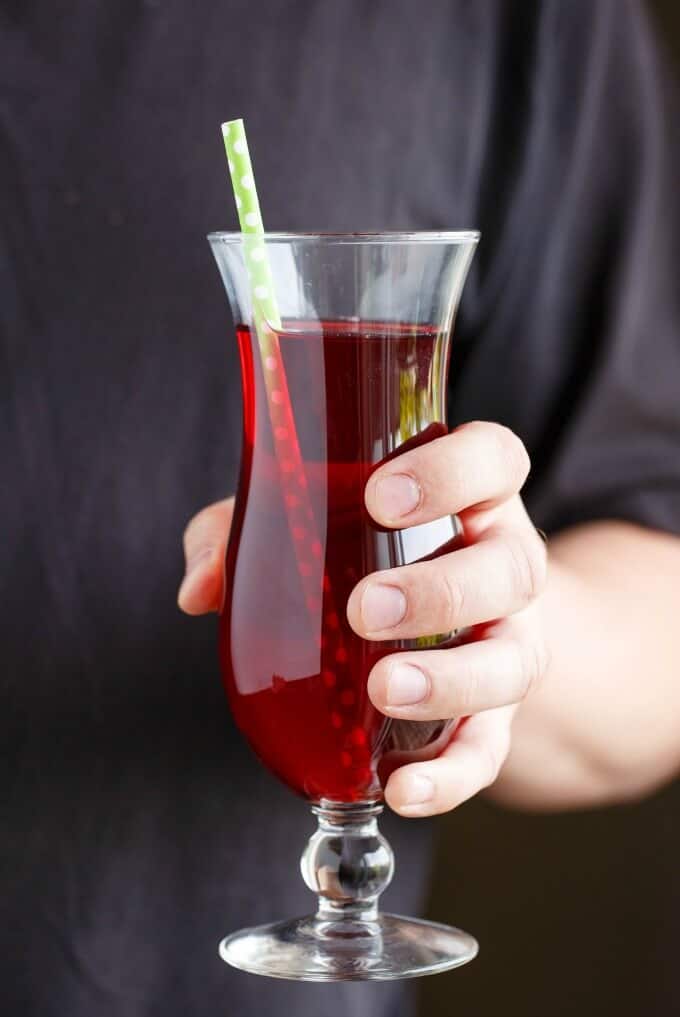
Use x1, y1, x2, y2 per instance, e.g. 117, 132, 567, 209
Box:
219, 912, 478, 982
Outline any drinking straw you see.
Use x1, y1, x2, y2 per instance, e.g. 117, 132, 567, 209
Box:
221, 120, 282, 333
221, 120, 324, 616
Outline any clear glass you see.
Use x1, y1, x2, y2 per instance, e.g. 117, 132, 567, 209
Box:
209, 231, 479, 980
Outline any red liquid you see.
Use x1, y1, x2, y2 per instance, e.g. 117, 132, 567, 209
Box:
221, 320, 462, 803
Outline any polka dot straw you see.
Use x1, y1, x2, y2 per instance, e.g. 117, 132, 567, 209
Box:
220, 121, 346, 667
221, 120, 281, 332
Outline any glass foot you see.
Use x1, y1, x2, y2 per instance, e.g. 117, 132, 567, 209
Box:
219, 913, 478, 982
220, 802, 478, 981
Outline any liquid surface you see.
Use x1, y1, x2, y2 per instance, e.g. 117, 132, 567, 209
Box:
220, 320, 462, 802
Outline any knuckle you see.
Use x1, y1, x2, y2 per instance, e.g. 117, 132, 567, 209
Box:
444, 455, 470, 508
439, 567, 465, 628
491, 424, 531, 489
504, 533, 547, 606
456, 664, 481, 715
517, 634, 550, 697
428, 432, 469, 509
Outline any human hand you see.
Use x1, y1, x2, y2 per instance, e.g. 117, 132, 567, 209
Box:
178, 422, 548, 818
347, 421, 549, 817
178, 497, 234, 615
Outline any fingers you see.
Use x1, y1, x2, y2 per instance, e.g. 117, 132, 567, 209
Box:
178, 497, 234, 615
365, 421, 530, 528
367, 611, 548, 720
346, 524, 547, 639
384, 707, 514, 817
358, 421, 539, 817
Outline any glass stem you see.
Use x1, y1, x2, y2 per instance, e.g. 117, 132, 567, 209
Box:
300, 801, 394, 925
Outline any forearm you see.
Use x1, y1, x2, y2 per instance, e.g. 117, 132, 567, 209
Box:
492, 521, 680, 811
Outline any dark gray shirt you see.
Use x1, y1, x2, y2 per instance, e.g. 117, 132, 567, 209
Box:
1, 2, 678, 1015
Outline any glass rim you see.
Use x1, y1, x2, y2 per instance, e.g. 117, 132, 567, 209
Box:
207, 229, 480, 245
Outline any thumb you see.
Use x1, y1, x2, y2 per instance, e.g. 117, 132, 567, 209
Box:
178, 497, 234, 615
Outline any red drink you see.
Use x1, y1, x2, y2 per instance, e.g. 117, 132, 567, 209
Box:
221, 320, 462, 803
212, 234, 480, 978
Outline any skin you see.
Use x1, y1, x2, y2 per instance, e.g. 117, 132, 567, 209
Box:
178, 421, 680, 816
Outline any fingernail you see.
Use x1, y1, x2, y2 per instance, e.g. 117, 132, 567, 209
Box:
374, 473, 421, 521
402, 774, 435, 808
386, 664, 429, 706
361, 584, 407, 632
178, 547, 213, 602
